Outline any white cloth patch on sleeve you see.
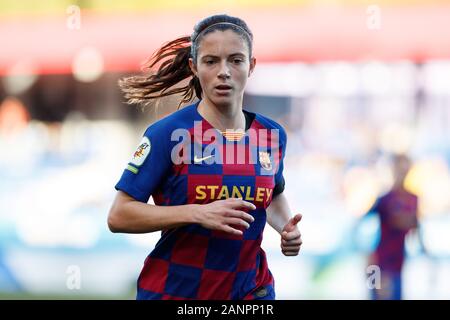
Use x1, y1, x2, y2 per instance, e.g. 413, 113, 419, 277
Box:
130, 136, 151, 167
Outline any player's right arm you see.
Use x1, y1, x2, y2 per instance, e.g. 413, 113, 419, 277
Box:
108, 192, 255, 235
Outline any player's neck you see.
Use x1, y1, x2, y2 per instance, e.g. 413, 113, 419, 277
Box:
392, 184, 408, 193
198, 98, 245, 132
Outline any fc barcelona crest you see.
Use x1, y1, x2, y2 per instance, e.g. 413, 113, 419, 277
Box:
259, 151, 272, 170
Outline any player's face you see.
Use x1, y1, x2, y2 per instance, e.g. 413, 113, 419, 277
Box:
189, 29, 256, 108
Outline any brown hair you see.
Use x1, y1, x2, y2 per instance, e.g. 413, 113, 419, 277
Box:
119, 14, 253, 109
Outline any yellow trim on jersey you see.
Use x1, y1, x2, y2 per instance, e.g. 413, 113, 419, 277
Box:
126, 164, 139, 174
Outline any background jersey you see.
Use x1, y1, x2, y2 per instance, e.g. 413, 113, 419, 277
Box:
115, 101, 287, 300
371, 190, 418, 273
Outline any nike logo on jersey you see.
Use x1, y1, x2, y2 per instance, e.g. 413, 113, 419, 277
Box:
193, 154, 214, 163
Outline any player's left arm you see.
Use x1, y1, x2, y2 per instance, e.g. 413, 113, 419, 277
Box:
266, 192, 302, 256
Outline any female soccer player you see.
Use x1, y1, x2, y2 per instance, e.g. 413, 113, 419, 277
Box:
108, 14, 302, 300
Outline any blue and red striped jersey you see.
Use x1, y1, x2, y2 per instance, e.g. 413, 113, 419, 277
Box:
371, 190, 418, 273
114, 101, 287, 300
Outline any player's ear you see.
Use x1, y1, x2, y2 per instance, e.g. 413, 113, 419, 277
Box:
189, 57, 198, 77
248, 57, 256, 77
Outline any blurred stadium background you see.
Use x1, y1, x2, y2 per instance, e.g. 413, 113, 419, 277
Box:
1, 0, 449, 299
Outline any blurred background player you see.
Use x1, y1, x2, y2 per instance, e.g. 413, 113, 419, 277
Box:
364, 154, 424, 300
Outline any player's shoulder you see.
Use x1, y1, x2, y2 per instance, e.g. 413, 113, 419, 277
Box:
143, 103, 197, 137
378, 191, 392, 202
252, 111, 285, 131
405, 190, 419, 201
250, 111, 287, 141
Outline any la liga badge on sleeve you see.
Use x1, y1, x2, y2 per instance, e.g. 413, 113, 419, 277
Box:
130, 136, 151, 167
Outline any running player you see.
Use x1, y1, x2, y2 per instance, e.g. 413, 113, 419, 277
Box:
366, 154, 419, 300
108, 14, 302, 300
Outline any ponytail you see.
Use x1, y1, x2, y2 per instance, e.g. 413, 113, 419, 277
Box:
119, 36, 201, 109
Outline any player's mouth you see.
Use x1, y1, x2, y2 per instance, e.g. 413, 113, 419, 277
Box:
214, 84, 233, 95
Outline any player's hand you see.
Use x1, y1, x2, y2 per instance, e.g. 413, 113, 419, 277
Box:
195, 198, 256, 236
280, 214, 302, 256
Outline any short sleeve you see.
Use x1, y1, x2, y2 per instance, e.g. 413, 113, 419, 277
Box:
114, 124, 172, 203
273, 125, 287, 196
